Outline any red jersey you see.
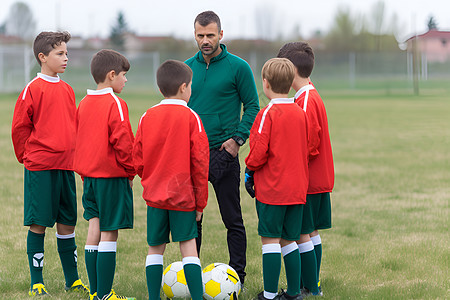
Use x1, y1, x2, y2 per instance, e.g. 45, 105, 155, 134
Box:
11, 73, 76, 171
245, 98, 309, 205
74, 88, 135, 179
294, 83, 334, 194
133, 99, 209, 212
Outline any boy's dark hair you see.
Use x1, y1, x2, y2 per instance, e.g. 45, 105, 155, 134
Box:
194, 10, 221, 31
33, 31, 71, 66
277, 42, 314, 78
157, 60, 193, 97
261, 58, 295, 94
90, 49, 130, 84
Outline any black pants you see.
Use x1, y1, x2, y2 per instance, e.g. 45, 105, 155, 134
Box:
196, 148, 247, 283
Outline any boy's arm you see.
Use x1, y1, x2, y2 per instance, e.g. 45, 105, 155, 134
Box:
244, 111, 270, 171
305, 103, 321, 159
190, 115, 209, 212
132, 115, 144, 178
109, 100, 136, 179
11, 90, 33, 163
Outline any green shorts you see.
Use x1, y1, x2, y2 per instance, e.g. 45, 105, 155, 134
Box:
23, 168, 77, 227
146, 206, 197, 246
82, 177, 133, 231
255, 199, 303, 241
301, 192, 332, 234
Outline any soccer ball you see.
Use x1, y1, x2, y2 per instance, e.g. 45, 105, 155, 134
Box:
162, 261, 190, 299
202, 263, 241, 300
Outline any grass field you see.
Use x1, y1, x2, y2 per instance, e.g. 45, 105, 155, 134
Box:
0, 87, 449, 300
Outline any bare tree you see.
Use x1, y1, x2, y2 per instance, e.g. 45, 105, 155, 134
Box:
5, 2, 36, 41
254, 3, 277, 41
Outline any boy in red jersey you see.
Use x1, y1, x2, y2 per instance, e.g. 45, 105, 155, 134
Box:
73, 49, 136, 300
245, 58, 309, 300
133, 60, 209, 300
278, 42, 335, 297
11, 31, 89, 297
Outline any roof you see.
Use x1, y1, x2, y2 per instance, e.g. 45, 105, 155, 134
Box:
406, 29, 450, 42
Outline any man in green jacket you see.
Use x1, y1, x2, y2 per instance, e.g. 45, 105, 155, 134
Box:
185, 10, 260, 285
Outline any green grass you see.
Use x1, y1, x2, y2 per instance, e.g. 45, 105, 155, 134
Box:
0, 87, 449, 299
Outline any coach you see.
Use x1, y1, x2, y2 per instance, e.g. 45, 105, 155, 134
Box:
185, 10, 260, 285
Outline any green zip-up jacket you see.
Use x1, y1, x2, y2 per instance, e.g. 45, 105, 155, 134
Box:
185, 44, 260, 149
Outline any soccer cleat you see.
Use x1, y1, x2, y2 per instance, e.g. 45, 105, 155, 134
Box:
90, 292, 98, 300
29, 283, 49, 296
101, 290, 136, 300
300, 287, 322, 297
255, 291, 281, 300
65, 278, 90, 293
279, 290, 303, 300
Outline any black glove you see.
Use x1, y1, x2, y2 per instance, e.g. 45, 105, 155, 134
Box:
244, 167, 255, 198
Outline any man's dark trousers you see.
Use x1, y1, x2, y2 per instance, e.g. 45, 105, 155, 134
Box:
196, 148, 247, 283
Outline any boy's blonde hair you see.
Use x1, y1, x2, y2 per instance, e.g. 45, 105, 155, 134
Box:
261, 58, 295, 94
33, 31, 71, 66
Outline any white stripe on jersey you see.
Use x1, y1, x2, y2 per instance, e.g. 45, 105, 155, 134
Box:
258, 103, 273, 134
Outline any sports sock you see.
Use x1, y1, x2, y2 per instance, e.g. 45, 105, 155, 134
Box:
282, 243, 301, 296
97, 241, 116, 299
85, 245, 98, 295
27, 230, 45, 287
298, 241, 319, 294
56, 232, 79, 287
146, 254, 163, 300
311, 235, 322, 281
183, 257, 203, 300
262, 243, 281, 298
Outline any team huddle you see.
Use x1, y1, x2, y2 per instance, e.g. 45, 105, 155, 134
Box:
11, 10, 334, 300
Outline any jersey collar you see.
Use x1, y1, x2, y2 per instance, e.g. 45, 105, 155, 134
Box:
37, 73, 60, 83
294, 84, 314, 100
159, 99, 188, 106
269, 98, 294, 105
87, 87, 114, 95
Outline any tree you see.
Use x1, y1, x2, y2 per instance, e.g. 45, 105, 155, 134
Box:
324, 7, 358, 51
427, 16, 438, 31
5, 2, 36, 41
110, 11, 128, 50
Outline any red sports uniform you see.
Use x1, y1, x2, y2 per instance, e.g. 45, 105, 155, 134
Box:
245, 98, 309, 205
294, 83, 334, 194
74, 88, 135, 179
133, 99, 209, 212
12, 73, 76, 170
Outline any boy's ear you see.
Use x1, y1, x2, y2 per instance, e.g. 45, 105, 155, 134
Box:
263, 78, 270, 90
179, 82, 187, 94
106, 70, 116, 81
38, 52, 46, 64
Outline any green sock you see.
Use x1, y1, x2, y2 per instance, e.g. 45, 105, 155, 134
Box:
312, 237, 322, 281
282, 243, 301, 296
56, 233, 79, 287
262, 244, 281, 294
183, 257, 203, 300
97, 242, 116, 299
27, 230, 45, 287
299, 241, 319, 294
145, 255, 163, 300
85, 246, 98, 295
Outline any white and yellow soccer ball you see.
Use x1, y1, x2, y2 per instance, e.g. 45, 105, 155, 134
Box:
162, 261, 190, 299
202, 263, 241, 300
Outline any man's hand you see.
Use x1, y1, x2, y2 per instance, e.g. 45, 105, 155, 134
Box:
220, 138, 240, 157
196, 210, 203, 222
244, 167, 255, 198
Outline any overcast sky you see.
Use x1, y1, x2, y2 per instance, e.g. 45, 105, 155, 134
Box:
1, 0, 449, 42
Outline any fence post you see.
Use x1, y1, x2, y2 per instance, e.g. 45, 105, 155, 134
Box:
349, 52, 356, 89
